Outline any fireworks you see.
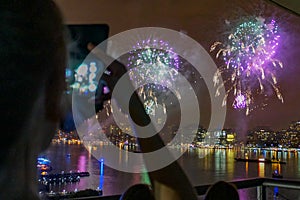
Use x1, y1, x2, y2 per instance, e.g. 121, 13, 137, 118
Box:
234, 93, 246, 109
126, 39, 181, 115
211, 17, 283, 115
127, 39, 180, 89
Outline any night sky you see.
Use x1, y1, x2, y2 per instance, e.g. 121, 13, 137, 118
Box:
212, 1, 300, 134
56, 0, 300, 138
180, 0, 300, 136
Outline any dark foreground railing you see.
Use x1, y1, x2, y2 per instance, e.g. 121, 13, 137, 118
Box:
50, 177, 300, 200
195, 177, 300, 200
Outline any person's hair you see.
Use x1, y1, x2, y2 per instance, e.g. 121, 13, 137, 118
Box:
119, 184, 155, 200
0, 0, 66, 153
204, 181, 239, 200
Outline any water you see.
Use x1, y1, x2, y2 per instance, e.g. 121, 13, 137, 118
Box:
39, 143, 300, 198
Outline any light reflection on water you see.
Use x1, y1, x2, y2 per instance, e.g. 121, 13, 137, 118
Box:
39, 143, 300, 197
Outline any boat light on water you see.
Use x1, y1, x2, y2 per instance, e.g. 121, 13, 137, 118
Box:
37, 157, 52, 172
234, 157, 287, 164
38, 157, 51, 165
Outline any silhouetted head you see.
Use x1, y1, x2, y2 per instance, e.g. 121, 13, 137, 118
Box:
120, 184, 155, 200
205, 181, 239, 200
0, 1, 66, 199
0, 0, 66, 156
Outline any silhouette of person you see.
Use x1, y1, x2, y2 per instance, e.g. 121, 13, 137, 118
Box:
0, 0, 66, 199
119, 184, 155, 200
204, 181, 239, 200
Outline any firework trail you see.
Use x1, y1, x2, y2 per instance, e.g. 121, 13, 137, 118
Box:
211, 17, 283, 115
126, 39, 181, 115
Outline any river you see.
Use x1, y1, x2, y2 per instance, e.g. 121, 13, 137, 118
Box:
39, 143, 300, 199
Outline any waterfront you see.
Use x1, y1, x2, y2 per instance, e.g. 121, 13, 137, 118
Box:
39, 143, 300, 198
